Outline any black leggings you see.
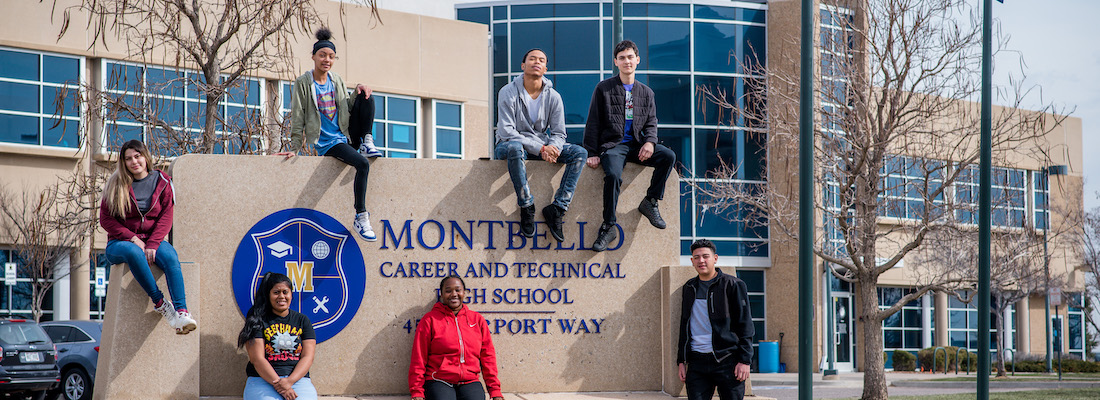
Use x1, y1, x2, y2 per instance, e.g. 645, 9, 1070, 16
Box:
324, 143, 369, 214
348, 93, 376, 148
423, 380, 485, 400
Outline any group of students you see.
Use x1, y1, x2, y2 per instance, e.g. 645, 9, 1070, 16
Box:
95, 28, 751, 400
495, 40, 677, 251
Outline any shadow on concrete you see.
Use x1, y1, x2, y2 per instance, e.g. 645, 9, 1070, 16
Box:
351, 300, 437, 396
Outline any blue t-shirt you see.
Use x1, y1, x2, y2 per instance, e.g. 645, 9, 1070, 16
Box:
621, 83, 635, 144
313, 76, 347, 155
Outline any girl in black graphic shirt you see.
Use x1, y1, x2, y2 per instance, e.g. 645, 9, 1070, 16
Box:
238, 273, 317, 400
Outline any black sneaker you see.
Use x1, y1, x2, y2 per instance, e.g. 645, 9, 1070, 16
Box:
520, 204, 536, 238
591, 222, 618, 252
638, 197, 667, 229
542, 205, 565, 242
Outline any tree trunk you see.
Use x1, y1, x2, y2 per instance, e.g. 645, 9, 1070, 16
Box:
858, 277, 888, 400
994, 309, 1006, 377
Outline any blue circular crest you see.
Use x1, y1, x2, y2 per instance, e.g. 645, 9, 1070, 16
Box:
232, 208, 365, 343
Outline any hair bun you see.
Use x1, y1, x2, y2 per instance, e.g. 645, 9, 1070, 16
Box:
316, 28, 332, 41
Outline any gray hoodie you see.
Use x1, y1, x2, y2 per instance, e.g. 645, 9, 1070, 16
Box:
495, 75, 567, 155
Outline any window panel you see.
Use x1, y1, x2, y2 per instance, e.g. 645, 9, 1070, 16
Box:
0, 81, 40, 113
648, 74, 690, 124
436, 103, 462, 128
548, 73, 599, 124
510, 22, 554, 70
0, 49, 39, 80
494, 24, 509, 74
679, 181, 693, 236
493, 6, 507, 20
660, 127, 691, 176
387, 124, 416, 151
42, 55, 80, 84
457, 7, 490, 25
0, 113, 40, 145
511, 4, 553, 19
554, 21, 600, 71
42, 117, 79, 148
646, 4, 690, 18
694, 23, 764, 74
44, 87, 81, 118
554, 3, 598, 18
388, 97, 416, 123
436, 129, 461, 155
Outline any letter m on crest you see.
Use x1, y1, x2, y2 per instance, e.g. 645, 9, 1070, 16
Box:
286, 261, 315, 292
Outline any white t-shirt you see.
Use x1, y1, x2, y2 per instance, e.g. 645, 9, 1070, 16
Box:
523, 91, 543, 124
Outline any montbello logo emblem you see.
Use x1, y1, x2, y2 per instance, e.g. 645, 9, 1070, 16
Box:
232, 208, 366, 343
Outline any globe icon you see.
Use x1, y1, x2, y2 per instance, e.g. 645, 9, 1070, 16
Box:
311, 241, 330, 259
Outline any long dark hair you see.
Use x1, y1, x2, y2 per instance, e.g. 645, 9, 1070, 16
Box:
237, 272, 293, 348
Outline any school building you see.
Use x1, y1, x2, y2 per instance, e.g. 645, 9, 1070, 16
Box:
0, 0, 1089, 381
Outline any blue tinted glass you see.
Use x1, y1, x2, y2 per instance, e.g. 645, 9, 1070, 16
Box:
694, 76, 737, 126
146, 67, 184, 97
0, 81, 40, 113
695, 129, 763, 180
389, 151, 416, 158
388, 97, 416, 123
493, 6, 507, 20
555, 3, 598, 17
107, 63, 144, 91
44, 87, 81, 118
225, 78, 250, 103
736, 270, 765, 291
623, 20, 647, 62
0, 49, 38, 81
743, 131, 766, 181
104, 123, 143, 148
548, 73, 599, 124
695, 22, 740, 73
647, 74, 690, 124
187, 73, 206, 100
741, 8, 766, 24
649, 4, 690, 18
660, 127, 691, 176
43, 117, 79, 148
372, 122, 386, 147
647, 21, 690, 71
248, 81, 261, 105
512, 4, 552, 19
566, 127, 583, 146
511, 22, 554, 69
604, 20, 612, 70
226, 105, 249, 131
820, 9, 834, 26
743, 25, 766, 71
694, 5, 738, 21
555, 20, 600, 70
158, 99, 185, 126
457, 7, 490, 25
681, 239, 692, 256
493, 76, 508, 114
493, 24, 509, 73
623, 4, 646, 17
436, 103, 461, 127
187, 100, 207, 127
387, 124, 416, 150
748, 294, 765, 319
282, 84, 291, 109
436, 128, 461, 155
42, 55, 79, 84
679, 181, 693, 236
0, 113, 40, 144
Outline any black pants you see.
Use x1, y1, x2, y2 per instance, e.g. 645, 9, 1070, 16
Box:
323, 143, 369, 214
348, 93, 376, 148
599, 141, 676, 223
685, 351, 745, 400
423, 380, 485, 400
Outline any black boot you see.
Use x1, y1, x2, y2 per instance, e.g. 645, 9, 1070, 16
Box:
520, 204, 536, 238
591, 222, 618, 252
542, 204, 565, 242
638, 197, 667, 229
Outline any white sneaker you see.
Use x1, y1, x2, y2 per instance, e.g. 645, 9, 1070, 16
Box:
354, 212, 377, 241
153, 300, 178, 327
359, 134, 383, 158
174, 310, 198, 335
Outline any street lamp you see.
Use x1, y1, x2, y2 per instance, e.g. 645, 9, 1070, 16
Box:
1041, 164, 1068, 373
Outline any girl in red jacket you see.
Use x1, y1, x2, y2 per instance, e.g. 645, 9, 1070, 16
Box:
409, 276, 504, 400
99, 139, 197, 334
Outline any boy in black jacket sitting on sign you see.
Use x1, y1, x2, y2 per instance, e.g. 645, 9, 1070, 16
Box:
677, 239, 755, 400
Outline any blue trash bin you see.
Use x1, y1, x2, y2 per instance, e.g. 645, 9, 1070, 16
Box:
759, 340, 779, 373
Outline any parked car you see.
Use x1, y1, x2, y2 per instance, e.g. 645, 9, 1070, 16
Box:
39, 322, 100, 400
0, 319, 59, 400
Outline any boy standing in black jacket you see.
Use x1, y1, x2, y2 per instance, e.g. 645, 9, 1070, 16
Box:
677, 239, 755, 400
583, 39, 677, 251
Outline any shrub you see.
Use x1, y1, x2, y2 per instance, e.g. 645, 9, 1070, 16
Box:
893, 350, 917, 371
917, 346, 978, 372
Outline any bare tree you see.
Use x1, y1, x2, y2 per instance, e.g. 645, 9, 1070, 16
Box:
48, 0, 378, 156
0, 166, 103, 322
693, 1, 1068, 397
1072, 194, 1100, 350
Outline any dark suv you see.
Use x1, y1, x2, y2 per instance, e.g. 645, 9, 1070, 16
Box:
0, 319, 59, 399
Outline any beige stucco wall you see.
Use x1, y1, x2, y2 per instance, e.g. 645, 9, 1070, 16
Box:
167, 155, 678, 396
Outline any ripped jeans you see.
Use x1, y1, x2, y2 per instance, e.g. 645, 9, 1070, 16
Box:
494, 141, 587, 211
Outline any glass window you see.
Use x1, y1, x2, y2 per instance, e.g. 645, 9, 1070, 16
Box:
373, 93, 419, 158
493, 6, 507, 20
954, 165, 1026, 227
660, 128, 691, 176
0, 48, 82, 148
647, 4, 690, 18
694, 23, 765, 74
694, 128, 765, 181
547, 73, 599, 124
510, 22, 554, 70
555, 21, 600, 71
511, 4, 553, 19
736, 270, 766, 347
457, 7, 490, 25
434, 100, 463, 158
493, 24, 509, 74
879, 155, 946, 220
879, 287, 924, 367
554, 3, 598, 18
0, 249, 55, 320
647, 21, 690, 71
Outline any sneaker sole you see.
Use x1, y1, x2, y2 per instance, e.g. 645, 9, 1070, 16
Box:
176, 323, 197, 335
541, 208, 565, 242
360, 235, 378, 242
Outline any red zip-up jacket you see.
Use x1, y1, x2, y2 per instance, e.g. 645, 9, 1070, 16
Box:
98, 170, 175, 251
409, 302, 501, 398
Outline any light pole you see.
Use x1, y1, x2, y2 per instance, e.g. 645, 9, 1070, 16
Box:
1041, 164, 1068, 373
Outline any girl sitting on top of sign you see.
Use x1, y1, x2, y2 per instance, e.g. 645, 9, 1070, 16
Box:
99, 139, 197, 334
275, 27, 382, 242
238, 272, 317, 400
409, 275, 504, 400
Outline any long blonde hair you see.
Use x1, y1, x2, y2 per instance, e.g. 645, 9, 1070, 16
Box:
104, 140, 154, 219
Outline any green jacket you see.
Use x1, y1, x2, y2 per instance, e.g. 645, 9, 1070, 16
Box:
288, 71, 353, 153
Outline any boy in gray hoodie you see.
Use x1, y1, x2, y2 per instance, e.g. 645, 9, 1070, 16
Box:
495, 49, 588, 243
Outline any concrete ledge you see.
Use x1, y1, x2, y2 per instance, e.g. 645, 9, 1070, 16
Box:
202, 392, 776, 400
93, 261, 200, 400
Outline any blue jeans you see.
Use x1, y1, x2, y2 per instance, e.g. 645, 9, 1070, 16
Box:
494, 141, 587, 210
104, 239, 187, 311
244, 376, 317, 400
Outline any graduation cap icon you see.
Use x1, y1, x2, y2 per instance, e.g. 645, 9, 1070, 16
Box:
267, 241, 292, 258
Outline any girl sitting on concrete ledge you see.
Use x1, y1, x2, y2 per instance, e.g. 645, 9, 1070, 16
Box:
409, 275, 505, 400
239, 272, 317, 400
99, 139, 197, 334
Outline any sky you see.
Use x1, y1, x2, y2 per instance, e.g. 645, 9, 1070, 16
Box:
994, 0, 1099, 210
374, 0, 1099, 209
